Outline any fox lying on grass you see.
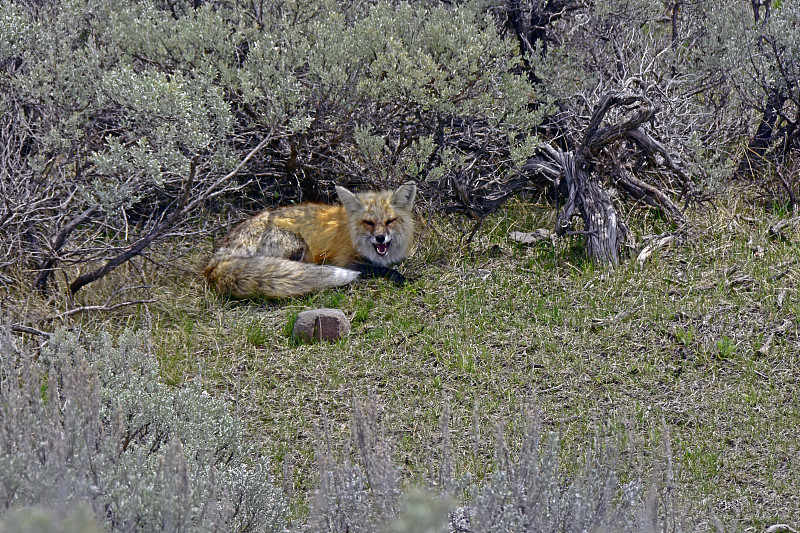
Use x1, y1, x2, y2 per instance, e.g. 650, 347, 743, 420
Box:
204, 182, 416, 298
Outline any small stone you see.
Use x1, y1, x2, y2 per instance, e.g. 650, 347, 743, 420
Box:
509, 229, 553, 245
292, 308, 350, 343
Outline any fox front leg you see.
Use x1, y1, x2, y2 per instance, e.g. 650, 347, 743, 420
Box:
347, 262, 409, 285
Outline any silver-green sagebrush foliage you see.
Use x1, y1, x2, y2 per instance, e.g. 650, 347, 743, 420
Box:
0, 328, 289, 532
310, 399, 681, 533
467, 426, 673, 533
0, 328, 684, 532
0, 0, 541, 299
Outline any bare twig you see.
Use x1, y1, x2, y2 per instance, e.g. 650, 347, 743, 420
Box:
65, 127, 275, 295
10, 324, 52, 337
68, 159, 198, 295
46, 300, 156, 321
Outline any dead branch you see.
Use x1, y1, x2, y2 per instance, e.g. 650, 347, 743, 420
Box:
67, 130, 277, 295
68, 158, 198, 295
580, 93, 656, 154
520, 91, 691, 264
35, 205, 99, 293
614, 168, 685, 223
10, 324, 52, 337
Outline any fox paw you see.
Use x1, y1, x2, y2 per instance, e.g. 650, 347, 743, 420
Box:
387, 270, 408, 285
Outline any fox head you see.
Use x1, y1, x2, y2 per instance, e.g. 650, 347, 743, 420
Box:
336, 181, 416, 267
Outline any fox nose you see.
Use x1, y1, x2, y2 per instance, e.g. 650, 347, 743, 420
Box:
375, 235, 386, 244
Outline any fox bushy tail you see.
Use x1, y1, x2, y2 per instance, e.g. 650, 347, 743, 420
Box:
204, 255, 360, 299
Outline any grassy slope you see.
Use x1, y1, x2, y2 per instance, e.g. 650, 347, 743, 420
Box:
130, 188, 798, 530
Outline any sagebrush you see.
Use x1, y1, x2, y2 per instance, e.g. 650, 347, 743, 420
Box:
1, 329, 690, 532
0, 327, 289, 532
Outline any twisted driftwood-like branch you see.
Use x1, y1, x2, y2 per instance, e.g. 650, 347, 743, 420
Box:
520, 92, 689, 264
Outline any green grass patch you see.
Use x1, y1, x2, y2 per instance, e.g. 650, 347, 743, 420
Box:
13, 189, 797, 530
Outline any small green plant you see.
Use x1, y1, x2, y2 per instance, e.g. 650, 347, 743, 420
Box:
246, 321, 270, 347
284, 310, 300, 340
716, 336, 736, 359
675, 325, 696, 346
351, 299, 375, 325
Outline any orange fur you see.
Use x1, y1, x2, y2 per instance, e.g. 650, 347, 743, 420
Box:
204, 182, 416, 298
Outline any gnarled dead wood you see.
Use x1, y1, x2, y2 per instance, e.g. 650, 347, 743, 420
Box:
555, 150, 627, 263
520, 91, 691, 264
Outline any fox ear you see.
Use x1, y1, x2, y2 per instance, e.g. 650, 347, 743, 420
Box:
391, 181, 416, 210
336, 185, 364, 213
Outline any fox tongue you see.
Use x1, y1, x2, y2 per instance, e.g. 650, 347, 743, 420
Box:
376, 243, 388, 255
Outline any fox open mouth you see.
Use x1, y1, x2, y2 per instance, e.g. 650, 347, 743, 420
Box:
375, 243, 389, 256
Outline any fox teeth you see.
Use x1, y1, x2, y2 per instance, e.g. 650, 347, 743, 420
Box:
375, 243, 389, 255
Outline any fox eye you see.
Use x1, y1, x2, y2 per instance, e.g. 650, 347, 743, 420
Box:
386, 218, 397, 225
362, 220, 375, 227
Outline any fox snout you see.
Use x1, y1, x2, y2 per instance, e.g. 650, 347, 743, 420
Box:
372, 232, 391, 256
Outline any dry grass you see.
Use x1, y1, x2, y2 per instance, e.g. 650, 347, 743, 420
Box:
5, 186, 798, 530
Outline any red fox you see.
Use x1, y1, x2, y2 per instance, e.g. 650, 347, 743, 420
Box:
204, 182, 416, 298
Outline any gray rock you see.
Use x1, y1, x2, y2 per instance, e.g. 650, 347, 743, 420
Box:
292, 308, 350, 343
509, 229, 553, 245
